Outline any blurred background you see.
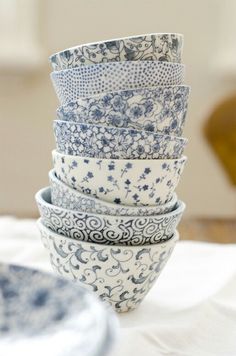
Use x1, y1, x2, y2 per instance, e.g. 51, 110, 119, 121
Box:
1, 0, 236, 240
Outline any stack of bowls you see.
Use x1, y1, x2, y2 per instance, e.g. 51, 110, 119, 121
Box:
36, 33, 190, 313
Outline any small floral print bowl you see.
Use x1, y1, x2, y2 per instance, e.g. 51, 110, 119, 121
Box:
0, 262, 117, 356
49, 33, 183, 71
50, 61, 185, 104
53, 120, 187, 160
52, 150, 187, 206
36, 186, 185, 245
57, 85, 190, 137
49, 170, 178, 216
38, 219, 179, 312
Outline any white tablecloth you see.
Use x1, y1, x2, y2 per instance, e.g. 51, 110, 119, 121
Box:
0, 216, 236, 356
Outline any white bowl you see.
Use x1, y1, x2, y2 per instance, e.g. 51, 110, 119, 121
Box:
53, 120, 188, 159
52, 150, 187, 206
49, 169, 178, 216
50, 61, 185, 104
38, 219, 179, 312
57, 85, 190, 137
50, 33, 183, 71
0, 262, 117, 356
36, 186, 185, 245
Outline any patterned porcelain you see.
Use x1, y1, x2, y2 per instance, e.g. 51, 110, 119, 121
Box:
36, 187, 185, 245
57, 86, 190, 137
0, 263, 117, 356
52, 150, 187, 206
54, 120, 187, 159
50, 61, 185, 104
50, 33, 183, 71
38, 219, 179, 312
49, 170, 178, 216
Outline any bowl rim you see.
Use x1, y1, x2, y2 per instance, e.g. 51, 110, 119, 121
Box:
53, 120, 188, 145
50, 61, 185, 76
0, 262, 118, 353
36, 186, 186, 221
49, 33, 184, 60
57, 84, 191, 111
37, 217, 180, 249
52, 149, 187, 165
48, 169, 178, 212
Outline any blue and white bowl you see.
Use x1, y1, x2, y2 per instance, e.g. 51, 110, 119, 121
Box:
38, 219, 179, 312
51, 61, 185, 104
50, 33, 183, 71
52, 150, 187, 206
53, 120, 187, 159
0, 263, 117, 355
49, 170, 178, 216
36, 186, 185, 245
57, 85, 190, 137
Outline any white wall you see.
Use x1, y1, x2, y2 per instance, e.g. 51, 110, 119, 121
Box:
0, 0, 235, 217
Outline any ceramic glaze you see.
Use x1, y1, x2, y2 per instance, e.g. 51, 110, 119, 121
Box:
49, 170, 178, 216
0, 263, 117, 356
38, 220, 179, 312
53, 120, 187, 159
36, 187, 185, 245
52, 150, 187, 206
50, 33, 183, 71
57, 86, 190, 137
51, 61, 185, 104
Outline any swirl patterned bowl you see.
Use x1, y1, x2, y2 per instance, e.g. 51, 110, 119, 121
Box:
49, 170, 178, 216
50, 33, 183, 71
57, 85, 190, 137
38, 219, 179, 312
50, 61, 185, 104
35, 186, 185, 245
0, 263, 117, 356
52, 150, 187, 206
53, 120, 187, 159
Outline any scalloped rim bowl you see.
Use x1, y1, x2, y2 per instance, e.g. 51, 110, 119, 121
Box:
38, 218, 179, 312
49, 169, 178, 216
35, 186, 185, 245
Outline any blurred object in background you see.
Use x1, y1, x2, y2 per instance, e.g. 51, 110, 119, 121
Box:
204, 95, 236, 185
179, 217, 236, 243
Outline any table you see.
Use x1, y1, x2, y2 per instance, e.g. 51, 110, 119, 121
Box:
1, 216, 236, 356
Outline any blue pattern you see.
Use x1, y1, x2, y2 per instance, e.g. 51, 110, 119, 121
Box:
52, 150, 187, 206
50, 33, 183, 71
36, 187, 185, 245
57, 86, 190, 136
38, 220, 179, 312
0, 263, 116, 355
51, 61, 185, 103
49, 170, 178, 216
54, 120, 187, 159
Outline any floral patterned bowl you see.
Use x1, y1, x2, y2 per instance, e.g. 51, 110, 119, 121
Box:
0, 262, 117, 356
49, 170, 178, 216
50, 61, 185, 104
35, 186, 185, 245
49, 33, 183, 71
38, 219, 179, 312
52, 150, 187, 206
57, 85, 190, 137
53, 120, 187, 159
